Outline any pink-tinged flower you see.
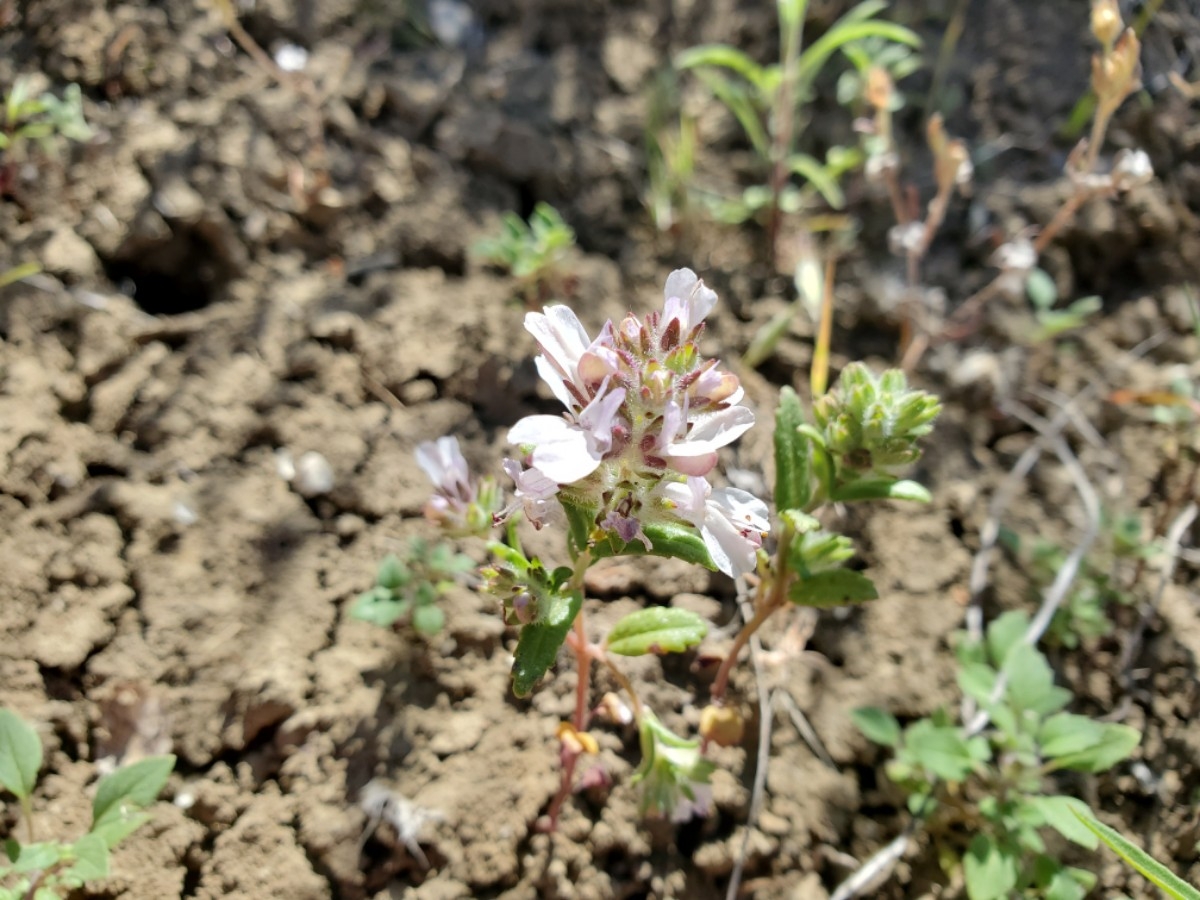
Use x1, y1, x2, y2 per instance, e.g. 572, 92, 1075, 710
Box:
501, 459, 559, 528
415, 436, 499, 534
508, 378, 627, 484
525, 306, 619, 408
656, 400, 756, 477
662, 268, 718, 334
659, 477, 769, 577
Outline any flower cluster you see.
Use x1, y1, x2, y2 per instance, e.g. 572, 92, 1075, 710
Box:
504, 270, 768, 577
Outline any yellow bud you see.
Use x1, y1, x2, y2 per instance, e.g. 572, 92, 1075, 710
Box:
700, 705, 744, 748
1090, 0, 1122, 49
556, 722, 599, 755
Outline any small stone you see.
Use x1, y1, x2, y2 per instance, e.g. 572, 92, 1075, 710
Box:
39, 227, 100, 282
292, 451, 334, 497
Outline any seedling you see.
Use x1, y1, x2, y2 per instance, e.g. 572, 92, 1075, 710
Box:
401, 269, 940, 830
674, 0, 919, 259
855, 611, 1141, 900
352, 539, 475, 636
0, 709, 175, 900
1000, 511, 1150, 649
473, 203, 577, 306
0, 77, 91, 199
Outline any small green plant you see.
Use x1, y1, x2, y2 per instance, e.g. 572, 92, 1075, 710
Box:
855, 610, 1141, 900
1000, 512, 1150, 649
352, 538, 475, 636
674, 0, 919, 257
1, 77, 91, 197
1023, 268, 1102, 342
0, 709, 175, 899
473, 203, 577, 306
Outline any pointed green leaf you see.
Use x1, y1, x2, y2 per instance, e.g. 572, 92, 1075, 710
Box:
830, 479, 932, 503
1046, 722, 1140, 774
91, 755, 175, 846
963, 834, 1019, 900
8, 842, 61, 874
674, 44, 769, 93
0, 710, 41, 801
411, 604, 445, 636
1039, 713, 1107, 758
986, 610, 1029, 667
789, 569, 878, 607
787, 153, 846, 209
1026, 796, 1099, 849
852, 707, 901, 747
66, 833, 109, 883
1073, 809, 1200, 900
1003, 643, 1064, 714
743, 308, 795, 369
605, 607, 707, 657
773, 387, 812, 512
511, 589, 582, 698
904, 720, 977, 782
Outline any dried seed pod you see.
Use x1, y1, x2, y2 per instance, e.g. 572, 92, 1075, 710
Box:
1090, 0, 1122, 49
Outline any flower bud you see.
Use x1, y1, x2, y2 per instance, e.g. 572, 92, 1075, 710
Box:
1091, 0, 1122, 49
700, 705, 744, 747
1092, 28, 1140, 113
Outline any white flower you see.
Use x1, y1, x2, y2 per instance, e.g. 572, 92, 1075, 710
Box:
525, 306, 618, 409
415, 436, 471, 500
660, 477, 769, 577
501, 459, 559, 527
657, 399, 755, 477
508, 378, 626, 484
662, 268, 718, 332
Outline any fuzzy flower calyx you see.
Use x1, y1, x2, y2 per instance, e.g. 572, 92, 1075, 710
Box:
504, 269, 768, 577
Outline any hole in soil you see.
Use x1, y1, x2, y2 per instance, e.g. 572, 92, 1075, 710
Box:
102, 224, 236, 315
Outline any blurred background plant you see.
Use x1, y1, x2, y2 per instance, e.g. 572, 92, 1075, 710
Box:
1, 76, 91, 199
352, 538, 474, 636
473, 202, 578, 306
671, 0, 920, 262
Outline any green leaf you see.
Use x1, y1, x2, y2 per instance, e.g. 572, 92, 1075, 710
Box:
511, 589, 582, 698
796, 19, 921, 92
986, 610, 1029, 667
789, 569, 878, 607
787, 153, 845, 209
605, 607, 707, 657
1043, 868, 1092, 900
1026, 795, 1099, 849
410, 604, 445, 636
562, 493, 716, 571
1073, 809, 1200, 900
1026, 267, 1058, 310
773, 386, 812, 512
91, 755, 175, 848
1047, 722, 1140, 774
1039, 713, 1107, 758
674, 44, 769, 94
958, 662, 998, 706
830, 478, 932, 503
963, 834, 1020, 900
66, 833, 109, 883
743, 308, 795, 369
0, 710, 41, 801
1003, 643, 1068, 714
852, 707, 901, 747
350, 589, 409, 628
8, 842, 61, 873
904, 719, 977, 782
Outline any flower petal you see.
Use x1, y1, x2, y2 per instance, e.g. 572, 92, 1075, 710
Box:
526, 305, 591, 383
663, 268, 718, 327
508, 415, 601, 484
667, 406, 755, 457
